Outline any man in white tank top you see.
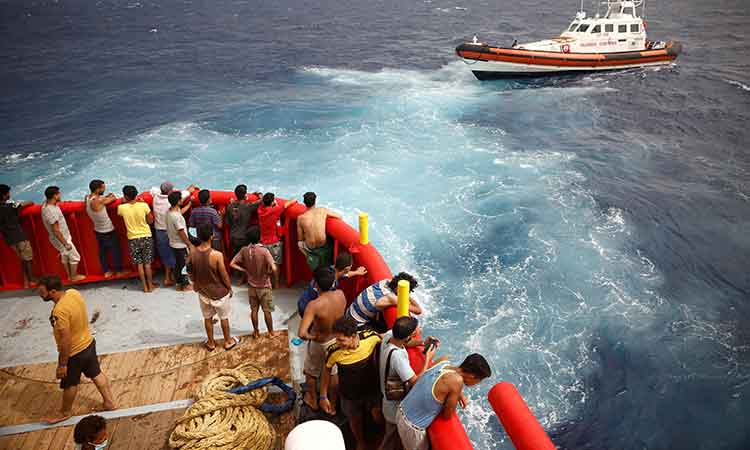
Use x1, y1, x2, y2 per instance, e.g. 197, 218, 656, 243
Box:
86, 180, 124, 278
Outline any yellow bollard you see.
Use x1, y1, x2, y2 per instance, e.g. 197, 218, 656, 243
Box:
359, 212, 369, 245
397, 279, 410, 318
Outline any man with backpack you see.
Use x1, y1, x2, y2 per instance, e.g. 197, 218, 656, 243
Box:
378, 316, 439, 450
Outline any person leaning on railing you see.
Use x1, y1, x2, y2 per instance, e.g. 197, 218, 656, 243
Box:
0, 183, 37, 288
42, 186, 86, 282
396, 354, 492, 450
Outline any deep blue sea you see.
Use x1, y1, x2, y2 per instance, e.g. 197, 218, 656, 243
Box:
2, 0, 749, 448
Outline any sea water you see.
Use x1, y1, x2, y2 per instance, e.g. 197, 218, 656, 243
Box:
2, 0, 749, 448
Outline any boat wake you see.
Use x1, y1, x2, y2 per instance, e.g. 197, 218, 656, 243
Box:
2, 63, 747, 450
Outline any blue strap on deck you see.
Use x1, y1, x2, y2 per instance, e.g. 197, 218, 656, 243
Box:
227, 377, 297, 414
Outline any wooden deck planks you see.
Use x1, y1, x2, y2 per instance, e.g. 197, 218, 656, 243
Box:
2, 401, 296, 450
0, 331, 291, 427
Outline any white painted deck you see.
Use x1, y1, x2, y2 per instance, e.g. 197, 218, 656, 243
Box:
0, 279, 305, 385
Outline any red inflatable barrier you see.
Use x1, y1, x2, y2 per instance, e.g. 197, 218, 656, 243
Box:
488, 382, 556, 450
0, 189, 476, 450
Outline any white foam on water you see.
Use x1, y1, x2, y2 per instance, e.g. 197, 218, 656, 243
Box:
724, 79, 750, 92
2, 63, 744, 449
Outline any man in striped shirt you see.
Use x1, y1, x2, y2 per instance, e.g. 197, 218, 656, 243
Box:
346, 272, 423, 330
188, 189, 224, 250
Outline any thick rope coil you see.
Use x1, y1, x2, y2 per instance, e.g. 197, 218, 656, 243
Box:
169, 362, 276, 450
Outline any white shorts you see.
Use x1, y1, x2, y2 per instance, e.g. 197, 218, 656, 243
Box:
396, 406, 428, 450
198, 292, 232, 320
59, 241, 81, 264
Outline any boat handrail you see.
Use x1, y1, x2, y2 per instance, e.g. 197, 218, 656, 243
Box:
0, 190, 554, 450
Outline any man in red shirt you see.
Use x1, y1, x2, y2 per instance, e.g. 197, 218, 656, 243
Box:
257, 192, 297, 288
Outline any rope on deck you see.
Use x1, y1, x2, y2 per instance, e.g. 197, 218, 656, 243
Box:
168, 362, 277, 450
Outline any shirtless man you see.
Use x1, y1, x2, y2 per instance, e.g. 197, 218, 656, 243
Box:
296, 192, 341, 271
298, 266, 347, 410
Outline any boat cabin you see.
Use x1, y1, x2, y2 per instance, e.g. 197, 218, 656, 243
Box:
517, 0, 650, 53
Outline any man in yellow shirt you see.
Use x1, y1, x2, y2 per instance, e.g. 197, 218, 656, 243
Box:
117, 185, 156, 292
319, 317, 383, 450
38, 275, 116, 424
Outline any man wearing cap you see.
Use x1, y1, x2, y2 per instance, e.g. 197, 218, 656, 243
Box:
150, 182, 198, 287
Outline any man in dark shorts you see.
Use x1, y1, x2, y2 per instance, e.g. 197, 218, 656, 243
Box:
226, 184, 262, 257
0, 184, 36, 288
38, 275, 116, 424
320, 316, 383, 450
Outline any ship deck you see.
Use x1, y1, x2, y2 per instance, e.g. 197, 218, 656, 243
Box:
0, 280, 305, 449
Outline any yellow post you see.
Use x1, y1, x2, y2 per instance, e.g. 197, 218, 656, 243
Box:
397, 279, 410, 318
359, 212, 369, 245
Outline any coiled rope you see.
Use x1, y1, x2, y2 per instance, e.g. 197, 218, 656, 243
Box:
169, 362, 290, 450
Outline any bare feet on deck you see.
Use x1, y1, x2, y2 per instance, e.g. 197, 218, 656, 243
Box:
70, 275, 86, 282
269, 331, 281, 338
103, 271, 114, 278
252, 330, 261, 339
303, 390, 319, 411
42, 412, 72, 425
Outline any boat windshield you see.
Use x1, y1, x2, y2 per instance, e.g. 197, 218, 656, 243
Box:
568, 22, 579, 31
577, 23, 590, 32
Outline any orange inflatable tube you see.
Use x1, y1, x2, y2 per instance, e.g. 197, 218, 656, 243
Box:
488, 382, 556, 450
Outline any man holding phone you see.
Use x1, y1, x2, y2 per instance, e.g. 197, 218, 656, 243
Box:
378, 316, 441, 450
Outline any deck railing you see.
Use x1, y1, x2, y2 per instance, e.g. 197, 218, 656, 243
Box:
0, 190, 554, 450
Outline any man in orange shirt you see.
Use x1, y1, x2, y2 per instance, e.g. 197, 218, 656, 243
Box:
38, 275, 116, 424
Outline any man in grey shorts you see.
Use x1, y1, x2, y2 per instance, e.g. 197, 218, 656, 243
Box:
230, 226, 279, 338
297, 267, 347, 411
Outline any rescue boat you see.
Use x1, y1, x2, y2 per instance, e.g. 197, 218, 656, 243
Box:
456, 0, 681, 79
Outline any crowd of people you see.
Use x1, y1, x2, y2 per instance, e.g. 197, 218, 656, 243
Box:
0, 182, 492, 450
297, 267, 491, 450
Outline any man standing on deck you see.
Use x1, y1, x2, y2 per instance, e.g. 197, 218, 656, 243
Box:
38, 274, 116, 424
226, 184, 262, 258
85, 180, 125, 278
347, 272, 423, 331
188, 223, 239, 351
378, 316, 439, 450
150, 182, 198, 287
319, 316, 382, 450
297, 266, 347, 411
117, 185, 156, 293
258, 192, 297, 288
0, 184, 37, 288
296, 192, 340, 272
166, 191, 194, 291
229, 226, 278, 338
188, 189, 224, 251
396, 353, 492, 450
42, 186, 86, 282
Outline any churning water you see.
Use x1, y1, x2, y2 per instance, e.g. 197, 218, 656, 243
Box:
2, 0, 749, 448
